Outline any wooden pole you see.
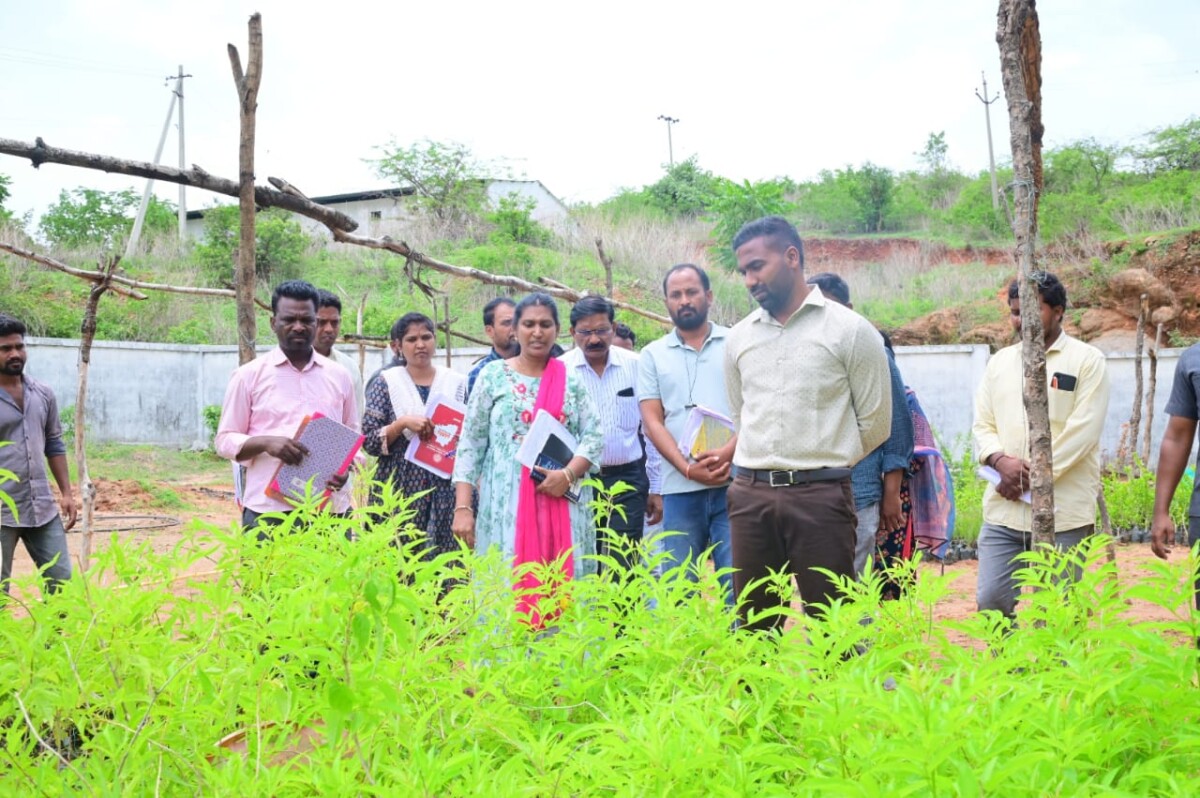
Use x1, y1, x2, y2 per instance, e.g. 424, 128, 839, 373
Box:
997, 0, 1055, 547
229, 13, 264, 366
443, 294, 452, 369
76, 257, 120, 570
1141, 321, 1162, 465
1128, 293, 1147, 471
596, 237, 614, 299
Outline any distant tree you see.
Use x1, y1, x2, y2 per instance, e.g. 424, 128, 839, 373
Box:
370, 139, 491, 224
709, 178, 795, 268
1044, 138, 1119, 194
844, 162, 895, 233
645, 156, 723, 217
1134, 117, 1200, 174
917, 131, 949, 174
37, 187, 175, 249
915, 131, 966, 210
193, 205, 310, 286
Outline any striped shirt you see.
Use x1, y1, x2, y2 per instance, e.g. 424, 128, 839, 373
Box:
561, 346, 662, 493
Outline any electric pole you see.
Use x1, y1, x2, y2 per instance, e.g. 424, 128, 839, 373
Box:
975, 72, 1001, 211
125, 66, 191, 257
657, 115, 679, 168
176, 65, 188, 241
125, 84, 178, 258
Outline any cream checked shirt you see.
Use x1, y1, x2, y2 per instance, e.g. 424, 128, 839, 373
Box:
724, 286, 892, 471
973, 331, 1110, 532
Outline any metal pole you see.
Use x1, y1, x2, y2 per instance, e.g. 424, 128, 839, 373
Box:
176, 65, 187, 244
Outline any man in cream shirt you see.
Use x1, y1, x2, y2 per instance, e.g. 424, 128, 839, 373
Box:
973, 272, 1109, 618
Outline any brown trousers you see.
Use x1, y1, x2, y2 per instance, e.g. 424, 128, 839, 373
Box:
727, 474, 857, 631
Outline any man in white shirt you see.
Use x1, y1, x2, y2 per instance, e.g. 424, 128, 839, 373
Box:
562, 296, 662, 574
316, 289, 365, 417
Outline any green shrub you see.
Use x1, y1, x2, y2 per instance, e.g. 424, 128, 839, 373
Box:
2, 495, 1198, 794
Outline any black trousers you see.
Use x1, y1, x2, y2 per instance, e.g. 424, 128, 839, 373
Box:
595, 461, 650, 574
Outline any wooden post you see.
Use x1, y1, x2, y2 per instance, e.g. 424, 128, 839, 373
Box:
596, 237, 614, 299
997, 0, 1055, 547
1128, 293, 1147, 471
76, 257, 120, 570
229, 13, 263, 366
1141, 321, 1162, 465
443, 295, 452, 368
356, 291, 368, 376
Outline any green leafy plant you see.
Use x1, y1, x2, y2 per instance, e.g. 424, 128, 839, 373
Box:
0, 441, 19, 522
38, 187, 174, 250
708, 178, 795, 269
486, 193, 552, 246
192, 205, 311, 287
3, 496, 1198, 793
202, 404, 222, 447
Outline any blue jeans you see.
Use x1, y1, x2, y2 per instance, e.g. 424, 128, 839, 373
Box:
2, 515, 73, 596
660, 487, 733, 605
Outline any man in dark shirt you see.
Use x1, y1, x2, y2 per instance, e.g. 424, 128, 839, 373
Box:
1151, 341, 1200, 615
467, 297, 518, 397
0, 313, 77, 597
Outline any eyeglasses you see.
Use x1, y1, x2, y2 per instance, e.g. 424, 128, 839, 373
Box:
573, 327, 613, 338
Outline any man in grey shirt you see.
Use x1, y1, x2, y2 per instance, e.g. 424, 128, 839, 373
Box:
0, 313, 77, 597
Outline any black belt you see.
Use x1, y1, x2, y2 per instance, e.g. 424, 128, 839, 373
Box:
735, 466, 851, 487
598, 460, 643, 477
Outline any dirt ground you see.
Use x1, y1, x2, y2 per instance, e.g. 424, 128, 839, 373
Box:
6, 477, 1194, 634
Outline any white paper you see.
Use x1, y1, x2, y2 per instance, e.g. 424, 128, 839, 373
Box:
515, 409, 580, 471
976, 465, 1032, 504
677, 405, 735, 460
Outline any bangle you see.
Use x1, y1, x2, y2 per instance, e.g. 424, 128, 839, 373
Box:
453, 505, 474, 514
561, 468, 576, 484
685, 463, 693, 481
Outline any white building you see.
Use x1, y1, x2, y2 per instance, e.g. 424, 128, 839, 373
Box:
184, 179, 571, 240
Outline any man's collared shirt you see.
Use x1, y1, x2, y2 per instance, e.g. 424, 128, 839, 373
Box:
638, 323, 731, 495
850, 348, 915, 510
215, 347, 359, 515
467, 348, 504, 398
973, 331, 1110, 532
329, 347, 366, 418
0, 375, 67, 528
725, 286, 891, 471
562, 345, 662, 493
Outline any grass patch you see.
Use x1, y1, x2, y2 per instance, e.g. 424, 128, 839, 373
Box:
69, 443, 230, 486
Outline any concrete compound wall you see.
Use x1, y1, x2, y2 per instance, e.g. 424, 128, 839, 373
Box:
20, 337, 1187, 465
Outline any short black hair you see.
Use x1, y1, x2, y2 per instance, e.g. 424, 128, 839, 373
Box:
482, 296, 516, 327
661, 263, 711, 295
391, 312, 435, 340
316, 289, 342, 313
271, 280, 320, 314
732, 216, 805, 267
569, 295, 614, 327
1008, 271, 1067, 310
614, 322, 635, 345
806, 272, 851, 306
514, 292, 560, 327
0, 313, 27, 338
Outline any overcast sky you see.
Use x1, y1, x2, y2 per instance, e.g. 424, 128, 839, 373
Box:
2, 0, 1197, 223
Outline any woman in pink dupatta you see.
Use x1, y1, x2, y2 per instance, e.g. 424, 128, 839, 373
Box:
452, 294, 604, 625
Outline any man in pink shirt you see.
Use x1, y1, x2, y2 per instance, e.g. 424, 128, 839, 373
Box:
215, 280, 359, 536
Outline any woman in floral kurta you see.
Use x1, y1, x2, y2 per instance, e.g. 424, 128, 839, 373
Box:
452, 299, 603, 577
